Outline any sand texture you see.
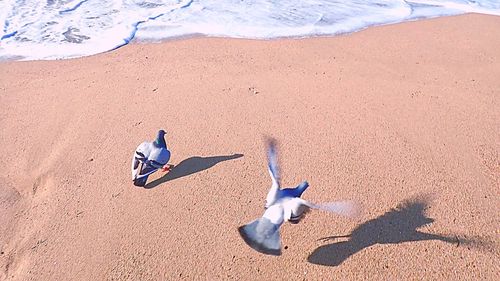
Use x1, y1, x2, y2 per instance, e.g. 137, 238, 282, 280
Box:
0, 14, 499, 280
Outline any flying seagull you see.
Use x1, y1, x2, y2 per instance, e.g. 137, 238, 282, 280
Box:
238, 138, 358, 255
131, 129, 172, 187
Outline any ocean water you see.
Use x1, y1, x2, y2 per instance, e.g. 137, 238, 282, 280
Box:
0, 0, 499, 61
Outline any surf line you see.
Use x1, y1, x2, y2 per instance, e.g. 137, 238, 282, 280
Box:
59, 0, 90, 15
110, 0, 194, 52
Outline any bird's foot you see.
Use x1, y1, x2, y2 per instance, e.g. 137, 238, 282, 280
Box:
161, 164, 174, 172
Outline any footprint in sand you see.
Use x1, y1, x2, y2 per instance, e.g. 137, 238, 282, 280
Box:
0, 178, 22, 245
1, 174, 56, 280
31, 173, 55, 198
0, 179, 22, 280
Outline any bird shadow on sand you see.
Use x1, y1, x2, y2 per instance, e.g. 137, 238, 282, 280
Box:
308, 194, 495, 266
144, 153, 243, 189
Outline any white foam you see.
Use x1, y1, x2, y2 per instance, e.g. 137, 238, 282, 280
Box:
0, 0, 498, 61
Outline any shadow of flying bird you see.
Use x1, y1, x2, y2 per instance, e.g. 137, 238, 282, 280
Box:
308, 194, 492, 266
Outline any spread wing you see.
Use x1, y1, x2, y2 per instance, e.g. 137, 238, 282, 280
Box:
284, 198, 359, 223
266, 137, 280, 188
308, 200, 360, 218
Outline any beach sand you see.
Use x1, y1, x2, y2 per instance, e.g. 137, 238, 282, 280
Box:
0, 13, 499, 280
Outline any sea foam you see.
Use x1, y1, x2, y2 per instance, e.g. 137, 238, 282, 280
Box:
0, 0, 498, 61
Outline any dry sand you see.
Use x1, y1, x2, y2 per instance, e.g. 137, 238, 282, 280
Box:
0, 13, 499, 280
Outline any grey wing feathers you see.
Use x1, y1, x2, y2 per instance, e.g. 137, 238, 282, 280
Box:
132, 142, 152, 180
148, 147, 171, 168
266, 137, 280, 187
311, 201, 360, 218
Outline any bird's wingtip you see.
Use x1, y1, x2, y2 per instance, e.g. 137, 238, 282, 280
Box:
317, 201, 361, 218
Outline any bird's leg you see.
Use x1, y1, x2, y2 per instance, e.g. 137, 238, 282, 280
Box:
161, 164, 174, 172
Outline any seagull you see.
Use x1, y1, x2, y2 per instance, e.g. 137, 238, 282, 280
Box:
238, 138, 358, 255
131, 129, 172, 187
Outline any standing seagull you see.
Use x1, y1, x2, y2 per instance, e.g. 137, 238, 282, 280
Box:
238, 138, 358, 255
131, 129, 172, 187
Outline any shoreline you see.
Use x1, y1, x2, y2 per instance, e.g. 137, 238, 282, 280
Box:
0, 13, 497, 63
1, 13, 499, 280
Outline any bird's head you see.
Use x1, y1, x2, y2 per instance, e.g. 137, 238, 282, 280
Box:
154, 129, 167, 148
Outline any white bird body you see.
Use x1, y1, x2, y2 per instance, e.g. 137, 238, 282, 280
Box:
240, 195, 357, 256
264, 197, 310, 225
238, 138, 358, 255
